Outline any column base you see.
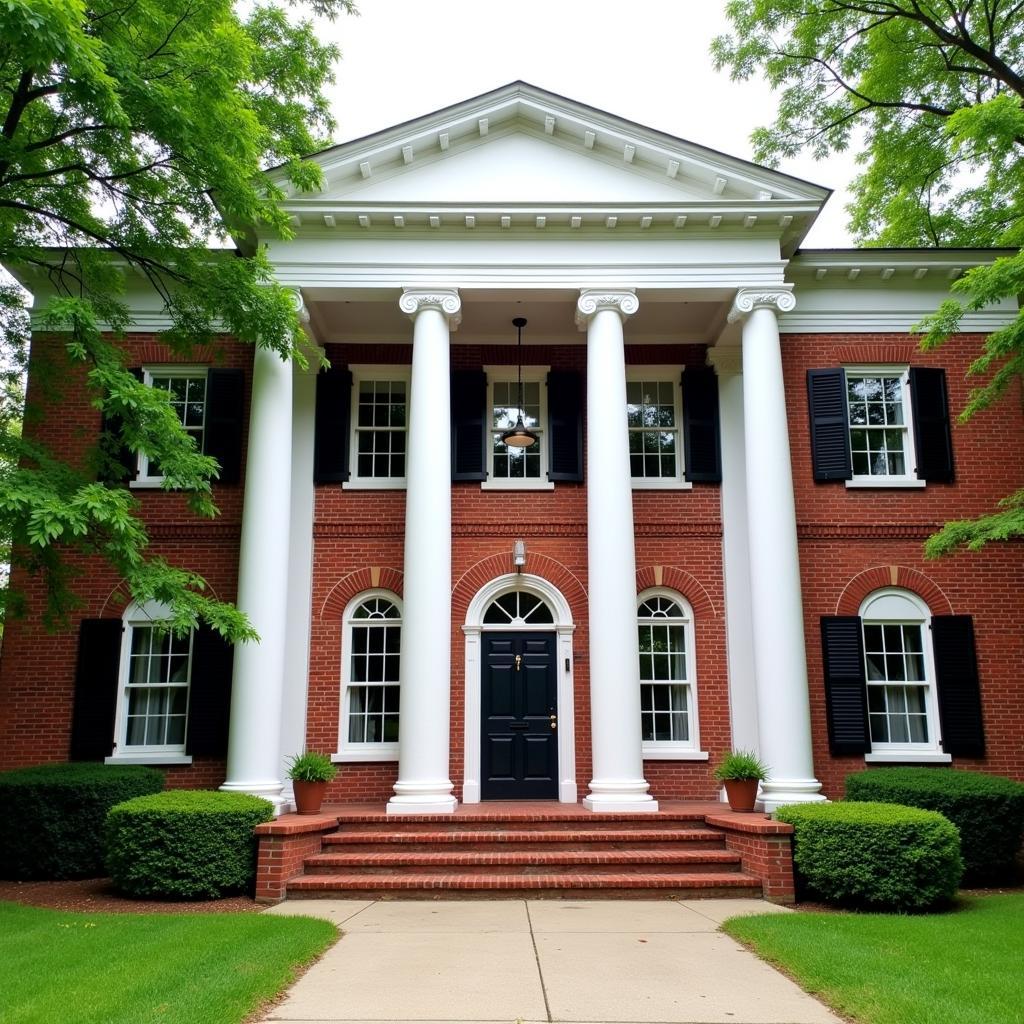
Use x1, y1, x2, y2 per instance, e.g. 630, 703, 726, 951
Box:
219, 779, 289, 816
387, 779, 458, 815
757, 778, 828, 815
583, 779, 659, 813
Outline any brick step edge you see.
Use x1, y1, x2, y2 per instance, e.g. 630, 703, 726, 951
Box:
287, 870, 762, 892
304, 849, 742, 869
323, 828, 726, 846
334, 812, 712, 827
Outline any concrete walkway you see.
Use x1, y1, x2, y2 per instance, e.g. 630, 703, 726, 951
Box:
263, 899, 841, 1024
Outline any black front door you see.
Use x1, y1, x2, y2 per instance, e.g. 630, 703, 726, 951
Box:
481, 632, 558, 799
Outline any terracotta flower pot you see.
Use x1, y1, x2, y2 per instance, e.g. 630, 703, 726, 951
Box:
723, 778, 760, 813
292, 779, 328, 815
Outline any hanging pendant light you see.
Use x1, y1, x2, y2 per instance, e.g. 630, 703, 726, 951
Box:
501, 316, 539, 449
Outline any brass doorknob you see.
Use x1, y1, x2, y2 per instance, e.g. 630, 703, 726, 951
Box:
550, 714, 557, 731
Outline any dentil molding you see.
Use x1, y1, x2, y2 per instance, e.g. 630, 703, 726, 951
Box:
575, 288, 640, 329
399, 288, 463, 329
727, 287, 796, 323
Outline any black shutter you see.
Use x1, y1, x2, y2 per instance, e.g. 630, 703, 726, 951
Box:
185, 626, 235, 758
547, 370, 583, 482
909, 367, 954, 482
203, 368, 245, 485
821, 616, 871, 755
69, 619, 123, 760
681, 367, 722, 483
98, 367, 143, 483
932, 615, 985, 757
451, 370, 488, 481
313, 364, 352, 484
807, 369, 852, 481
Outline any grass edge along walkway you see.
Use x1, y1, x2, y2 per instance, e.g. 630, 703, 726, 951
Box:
723, 892, 1023, 1024
0, 901, 338, 1024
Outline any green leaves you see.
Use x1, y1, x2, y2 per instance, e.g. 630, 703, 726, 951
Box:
716, 0, 1024, 556
0, 0, 353, 638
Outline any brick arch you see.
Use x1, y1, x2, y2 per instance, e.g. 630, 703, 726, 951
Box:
836, 566, 954, 616
319, 567, 404, 620
635, 566, 718, 618
452, 552, 587, 623
99, 578, 222, 617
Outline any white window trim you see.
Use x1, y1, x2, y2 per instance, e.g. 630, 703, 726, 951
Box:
335, 589, 402, 762
860, 588, 944, 757
626, 367, 691, 490
481, 365, 554, 491
131, 366, 208, 489
106, 600, 192, 763
343, 365, 411, 491
844, 365, 920, 488
637, 587, 704, 758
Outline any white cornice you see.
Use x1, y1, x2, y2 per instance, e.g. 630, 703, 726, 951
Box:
779, 311, 1016, 333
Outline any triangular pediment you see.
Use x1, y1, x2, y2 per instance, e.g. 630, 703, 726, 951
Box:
266, 82, 829, 250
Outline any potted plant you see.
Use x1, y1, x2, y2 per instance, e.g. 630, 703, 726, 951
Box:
287, 752, 338, 815
714, 750, 769, 812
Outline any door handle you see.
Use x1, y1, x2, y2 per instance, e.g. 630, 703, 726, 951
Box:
515, 654, 522, 671
550, 714, 557, 731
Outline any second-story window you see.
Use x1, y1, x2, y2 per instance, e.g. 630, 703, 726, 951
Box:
349, 367, 409, 487
626, 370, 684, 487
137, 368, 207, 483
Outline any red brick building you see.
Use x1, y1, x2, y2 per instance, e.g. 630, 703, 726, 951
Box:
3, 83, 1021, 815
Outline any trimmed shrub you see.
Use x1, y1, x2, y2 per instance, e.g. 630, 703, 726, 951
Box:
845, 767, 1024, 881
0, 763, 164, 879
776, 801, 962, 911
105, 790, 274, 899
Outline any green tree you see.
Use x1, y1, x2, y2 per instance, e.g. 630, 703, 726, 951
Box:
0, 0, 353, 638
713, 0, 1024, 556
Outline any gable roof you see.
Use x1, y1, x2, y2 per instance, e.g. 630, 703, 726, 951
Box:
263, 81, 830, 255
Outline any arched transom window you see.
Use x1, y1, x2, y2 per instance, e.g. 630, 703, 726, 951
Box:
339, 593, 402, 758
482, 590, 554, 626
637, 591, 698, 753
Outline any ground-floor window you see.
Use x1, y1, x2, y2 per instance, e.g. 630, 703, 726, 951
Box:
637, 589, 699, 755
339, 592, 402, 759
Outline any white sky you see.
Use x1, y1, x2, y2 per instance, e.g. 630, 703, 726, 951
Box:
322, 0, 857, 247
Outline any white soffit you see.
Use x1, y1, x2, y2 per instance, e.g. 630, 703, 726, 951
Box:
267, 81, 828, 247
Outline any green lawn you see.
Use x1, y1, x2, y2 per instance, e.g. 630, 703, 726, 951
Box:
0, 902, 337, 1024
724, 893, 1024, 1024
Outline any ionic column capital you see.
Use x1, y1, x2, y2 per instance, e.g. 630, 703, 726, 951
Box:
286, 287, 310, 324
727, 287, 796, 324
575, 289, 639, 330
399, 288, 462, 329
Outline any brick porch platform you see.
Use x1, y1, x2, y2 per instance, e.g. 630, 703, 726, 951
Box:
254, 801, 796, 904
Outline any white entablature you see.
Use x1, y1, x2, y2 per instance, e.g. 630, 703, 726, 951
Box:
261, 81, 829, 255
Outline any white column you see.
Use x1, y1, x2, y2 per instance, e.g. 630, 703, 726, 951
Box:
576, 290, 657, 813
387, 289, 461, 815
221, 295, 302, 811
727, 289, 825, 812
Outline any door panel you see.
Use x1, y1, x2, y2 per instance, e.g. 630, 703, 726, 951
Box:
481, 631, 558, 799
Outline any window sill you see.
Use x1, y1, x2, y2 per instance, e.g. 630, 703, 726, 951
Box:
642, 748, 709, 761
481, 480, 555, 492
105, 753, 193, 766
846, 478, 926, 490
129, 479, 167, 490
631, 481, 693, 491
864, 751, 952, 764
342, 481, 407, 491
332, 748, 400, 763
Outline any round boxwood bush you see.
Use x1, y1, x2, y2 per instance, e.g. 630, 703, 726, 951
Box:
0, 763, 164, 879
845, 767, 1024, 882
105, 790, 274, 899
776, 801, 962, 911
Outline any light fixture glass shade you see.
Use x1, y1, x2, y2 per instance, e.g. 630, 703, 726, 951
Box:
501, 415, 538, 448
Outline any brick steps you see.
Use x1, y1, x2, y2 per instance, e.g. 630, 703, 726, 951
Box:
304, 848, 742, 872
287, 870, 763, 895
282, 809, 772, 899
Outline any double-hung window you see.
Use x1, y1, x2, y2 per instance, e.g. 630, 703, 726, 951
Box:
110, 602, 192, 761
348, 368, 409, 488
136, 367, 207, 484
338, 593, 401, 761
846, 367, 917, 483
484, 366, 551, 489
637, 590, 702, 757
626, 369, 687, 488
860, 589, 942, 756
